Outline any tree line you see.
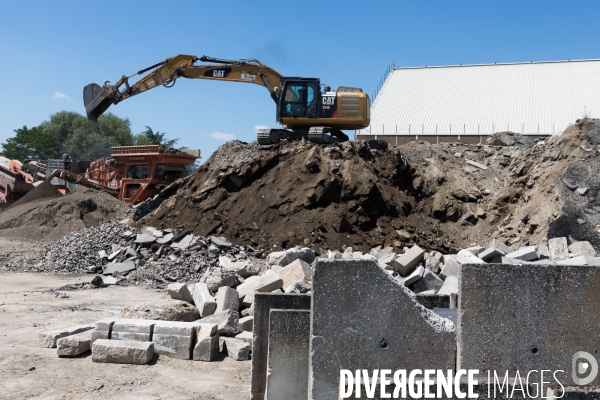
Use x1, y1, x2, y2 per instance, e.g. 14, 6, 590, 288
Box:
1, 111, 179, 161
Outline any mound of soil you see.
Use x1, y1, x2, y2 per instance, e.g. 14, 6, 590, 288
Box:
0, 187, 127, 242
10, 181, 62, 208
138, 119, 600, 254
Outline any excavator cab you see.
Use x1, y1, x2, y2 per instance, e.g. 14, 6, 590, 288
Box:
277, 78, 320, 120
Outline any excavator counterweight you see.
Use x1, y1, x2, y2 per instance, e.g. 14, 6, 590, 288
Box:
83, 54, 370, 143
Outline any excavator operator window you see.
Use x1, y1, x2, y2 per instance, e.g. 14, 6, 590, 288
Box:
282, 82, 317, 118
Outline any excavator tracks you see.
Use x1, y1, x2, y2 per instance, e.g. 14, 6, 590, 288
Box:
257, 127, 349, 145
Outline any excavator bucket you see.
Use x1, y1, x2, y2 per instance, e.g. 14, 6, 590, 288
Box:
83, 83, 114, 122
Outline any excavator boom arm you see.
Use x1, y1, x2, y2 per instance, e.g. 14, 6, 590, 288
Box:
84, 55, 284, 121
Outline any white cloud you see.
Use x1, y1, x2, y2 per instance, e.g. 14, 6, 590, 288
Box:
254, 125, 269, 133
210, 132, 236, 141
51, 92, 71, 100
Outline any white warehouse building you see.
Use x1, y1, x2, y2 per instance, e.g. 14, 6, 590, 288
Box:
356, 59, 600, 145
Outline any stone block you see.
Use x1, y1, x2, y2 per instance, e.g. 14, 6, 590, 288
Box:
91, 318, 116, 344
439, 259, 462, 279
57, 331, 92, 356
456, 249, 486, 265
569, 241, 597, 258
462, 246, 485, 256
437, 275, 458, 295
458, 263, 600, 385
235, 331, 253, 348
536, 244, 551, 259
192, 333, 219, 361
215, 286, 239, 313
192, 282, 217, 318
403, 265, 424, 286
489, 239, 514, 255
111, 319, 155, 342
251, 293, 311, 400
199, 310, 239, 334
309, 260, 455, 399
278, 259, 312, 288
222, 337, 250, 361
556, 255, 588, 266
505, 245, 538, 261
92, 339, 154, 365
237, 316, 253, 332
478, 247, 506, 262
284, 277, 311, 294
167, 283, 194, 304
394, 245, 425, 276
266, 310, 310, 400
151, 321, 203, 360
410, 268, 444, 293
549, 237, 569, 261
39, 324, 94, 348
256, 272, 283, 292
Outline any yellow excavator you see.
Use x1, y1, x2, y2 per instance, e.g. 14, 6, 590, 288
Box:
83, 55, 370, 144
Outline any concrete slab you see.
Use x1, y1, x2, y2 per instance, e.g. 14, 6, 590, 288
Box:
102, 261, 136, 276
556, 255, 588, 266
459, 263, 600, 385
57, 331, 92, 356
250, 293, 311, 400
39, 324, 94, 348
411, 269, 444, 293
92, 339, 154, 365
192, 282, 217, 318
111, 319, 155, 342
265, 310, 310, 400
309, 259, 455, 399
549, 237, 569, 261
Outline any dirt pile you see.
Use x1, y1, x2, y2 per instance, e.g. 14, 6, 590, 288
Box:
138, 119, 600, 254
0, 187, 127, 242
10, 181, 62, 208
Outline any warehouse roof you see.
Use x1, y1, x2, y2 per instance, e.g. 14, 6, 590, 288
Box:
358, 59, 600, 136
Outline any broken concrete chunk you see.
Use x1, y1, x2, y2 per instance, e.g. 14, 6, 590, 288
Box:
279, 259, 312, 288
456, 250, 485, 265
201, 267, 237, 292
463, 246, 485, 256
478, 247, 506, 262
234, 331, 253, 348
466, 159, 487, 170
199, 310, 239, 335
193, 333, 219, 361
103, 260, 136, 276
504, 246, 538, 261
489, 239, 514, 255
395, 245, 425, 277
256, 272, 283, 292
167, 282, 195, 304
284, 277, 311, 294
548, 237, 569, 261
156, 233, 174, 245
267, 247, 316, 267
555, 255, 588, 266
576, 186, 590, 196
568, 241, 597, 258
437, 276, 458, 296
237, 316, 253, 332
536, 245, 551, 260
92, 339, 154, 365
411, 269, 444, 294
39, 324, 94, 348
395, 229, 411, 240
210, 236, 232, 249
57, 331, 92, 356
134, 234, 156, 245
215, 286, 239, 313
440, 259, 462, 279
192, 283, 217, 318
221, 337, 250, 361
404, 265, 424, 286
378, 253, 399, 271
171, 234, 194, 250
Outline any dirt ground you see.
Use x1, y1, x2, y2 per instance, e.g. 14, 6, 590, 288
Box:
0, 271, 250, 400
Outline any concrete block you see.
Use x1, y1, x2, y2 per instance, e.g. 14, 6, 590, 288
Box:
199, 310, 239, 334
403, 265, 424, 286
256, 272, 283, 292
278, 259, 312, 288
192, 333, 219, 361
92, 339, 154, 365
478, 247, 506, 262
111, 319, 155, 342
251, 293, 311, 400
151, 321, 203, 360
39, 324, 94, 348
394, 245, 425, 276
549, 237, 569, 261
237, 316, 253, 332
91, 318, 116, 344
439, 258, 462, 279
57, 331, 92, 356
284, 277, 311, 294
569, 241, 597, 258
462, 246, 485, 256
411, 268, 444, 293
192, 282, 217, 318
309, 259, 455, 399
267, 247, 315, 267
437, 275, 458, 295
536, 244, 551, 259
266, 310, 310, 400
556, 255, 588, 266
215, 286, 239, 313
456, 249, 486, 265
458, 263, 600, 385
167, 283, 194, 304
505, 245, 538, 261
489, 239, 514, 254
235, 331, 253, 348
222, 337, 250, 361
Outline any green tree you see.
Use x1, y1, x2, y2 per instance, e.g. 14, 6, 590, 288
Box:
1, 125, 62, 160
134, 126, 179, 147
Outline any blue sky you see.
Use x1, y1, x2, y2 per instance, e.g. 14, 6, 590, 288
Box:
0, 0, 598, 161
